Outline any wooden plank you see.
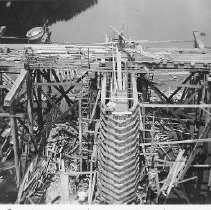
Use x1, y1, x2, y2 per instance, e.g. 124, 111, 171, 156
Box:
208, 169, 211, 190
28, 64, 210, 73
199, 107, 211, 116
167, 84, 206, 89
60, 160, 70, 202
91, 122, 100, 161
0, 85, 10, 89
10, 116, 20, 187
140, 138, 211, 146
161, 149, 185, 195
79, 94, 82, 171
0, 113, 24, 118
88, 160, 93, 204
0, 44, 26, 48
117, 48, 122, 90
89, 90, 101, 124
154, 163, 160, 199
61, 171, 96, 176
140, 129, 159, 132
0, 26, 6, 36
105, 97, 134, 100
139, 114, 193, 121
206, 74, 211, 191
26, 69, 37, 152
191, 164, 211, 168
0, 165, 15, 173
90, 170, 97, 204
27, 197, 35, 204
36, 70, 44, 144
34, 82, 88, 86
176, 119, 211, 182
139, 103, 211, 108
4, 69, 27, 106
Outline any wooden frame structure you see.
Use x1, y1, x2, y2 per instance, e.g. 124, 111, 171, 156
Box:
0, 30, 211, 204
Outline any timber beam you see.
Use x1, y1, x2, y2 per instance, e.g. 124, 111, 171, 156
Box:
4, 69, 27, 107
139, 103, 211, 108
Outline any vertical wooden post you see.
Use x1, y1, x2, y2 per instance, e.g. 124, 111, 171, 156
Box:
79, 93, 82, 171
88, 48, 90, 69
124, 62, 128, 91
90, 171, 97, 202
112, 45, 117, 91
47, 69, 52, 99
116, 48, 122, 90
0, 70, 3, 103
89, 90, 100, 124
154, 155, 160, 203
88, 159, 93, 204
26, 67, 36, 152
60, 160, 70, 203
140, 92, 147, 158
11, 112, 20, 187
207, 72, 211, 121
36, 70, 43, 143
206, 71, 211, 198
150, 112, 155, 157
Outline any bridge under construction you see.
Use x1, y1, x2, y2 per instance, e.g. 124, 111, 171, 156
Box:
0, 30, 211, 204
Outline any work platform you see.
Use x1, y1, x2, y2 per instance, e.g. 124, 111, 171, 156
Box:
0, 31, 211, 204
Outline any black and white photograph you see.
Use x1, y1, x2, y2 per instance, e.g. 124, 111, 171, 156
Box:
0, 0, 211, 207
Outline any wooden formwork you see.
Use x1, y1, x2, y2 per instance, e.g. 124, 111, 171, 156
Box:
0, 30, 211, 204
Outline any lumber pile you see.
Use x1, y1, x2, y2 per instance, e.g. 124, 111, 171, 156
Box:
17, 157, 49, 204
159, 149, 187, 196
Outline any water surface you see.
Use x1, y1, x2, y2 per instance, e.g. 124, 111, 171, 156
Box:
49, 0, 211, 45
1, 0, 211, 45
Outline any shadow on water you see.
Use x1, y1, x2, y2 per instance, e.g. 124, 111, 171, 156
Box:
0, 0, 98, 40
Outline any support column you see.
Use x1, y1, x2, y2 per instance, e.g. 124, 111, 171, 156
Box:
36, 70, 43, 140
206, 71, 211, 200
78, 93, 82, 171
26, 66, 36, 152
60, 160, 70, 203
116, 48, 122, 90
0, 70, 3, 104
10, 109, 20, 187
